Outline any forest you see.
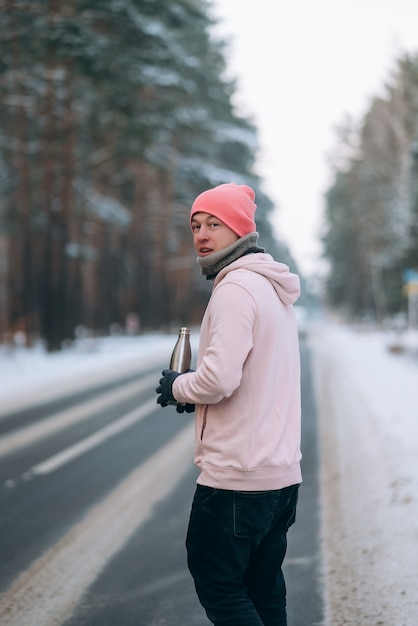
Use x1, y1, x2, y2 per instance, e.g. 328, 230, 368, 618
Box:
0, 0, 300, 351
1, 1, 417, 352
323, 53, 418, 324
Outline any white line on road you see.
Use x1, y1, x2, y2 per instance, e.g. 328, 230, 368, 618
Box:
0, 373, 157, 459
0, 349, 170, 419
26, 397, 158, 477
0, 422, 194, 626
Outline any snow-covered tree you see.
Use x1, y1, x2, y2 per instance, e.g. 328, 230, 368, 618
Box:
0, 0, 298, 349
323, 52, 418, 321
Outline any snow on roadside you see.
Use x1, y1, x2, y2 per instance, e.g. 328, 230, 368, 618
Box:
0, 331, 198, 417
311, 323, 418, 626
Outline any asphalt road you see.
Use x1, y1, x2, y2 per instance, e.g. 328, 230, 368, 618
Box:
0, 340, 323, 626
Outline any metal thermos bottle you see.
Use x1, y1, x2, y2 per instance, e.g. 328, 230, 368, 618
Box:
167, 327, 191, 406
170, 327, 191, 373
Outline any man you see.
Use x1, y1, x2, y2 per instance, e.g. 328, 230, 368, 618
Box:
156, 182, 302, 626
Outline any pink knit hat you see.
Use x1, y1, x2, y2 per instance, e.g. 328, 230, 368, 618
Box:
190, 183, 257, 237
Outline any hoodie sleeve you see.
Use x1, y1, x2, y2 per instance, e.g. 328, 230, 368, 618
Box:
173, 279, 256, 405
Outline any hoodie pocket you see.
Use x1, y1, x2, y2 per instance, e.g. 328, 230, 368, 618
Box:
200, 405, 208, 440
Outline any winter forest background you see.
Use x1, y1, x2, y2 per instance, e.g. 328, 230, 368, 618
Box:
1, 0, 418, 352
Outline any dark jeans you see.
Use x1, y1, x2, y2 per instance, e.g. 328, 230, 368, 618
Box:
186, 483, 299, 626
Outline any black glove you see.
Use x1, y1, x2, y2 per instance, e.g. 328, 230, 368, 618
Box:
175, 368, 196, 413
175, 402, 195, 414
156, 369, 180, 407
156, 369, 196, 413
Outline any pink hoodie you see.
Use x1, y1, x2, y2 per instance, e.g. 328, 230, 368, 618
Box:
173, 252, 302, 491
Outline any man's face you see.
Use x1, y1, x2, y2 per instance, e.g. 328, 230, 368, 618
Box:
191, 212, 239, 257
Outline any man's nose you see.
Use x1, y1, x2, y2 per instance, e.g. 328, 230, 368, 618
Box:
197, 225, 209, 239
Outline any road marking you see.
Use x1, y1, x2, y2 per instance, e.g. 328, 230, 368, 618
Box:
0, 373, 157, 459
0, 348, 170, 419
25, 397, 158, 477
0, 422, 194, 626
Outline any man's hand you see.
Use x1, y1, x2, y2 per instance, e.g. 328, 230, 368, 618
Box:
175, 402, 195, 414
155, 369, 196, 413
156, 369, 180, 407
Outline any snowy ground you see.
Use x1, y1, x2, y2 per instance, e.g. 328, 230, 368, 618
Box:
1, 322, 418, 624
0, 330, 199, 418
311, 323, 418, 625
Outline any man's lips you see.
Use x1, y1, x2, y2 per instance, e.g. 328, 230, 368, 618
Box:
199, 247, 213, 256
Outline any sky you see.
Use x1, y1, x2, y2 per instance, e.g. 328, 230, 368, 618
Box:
210, 0, 418, 276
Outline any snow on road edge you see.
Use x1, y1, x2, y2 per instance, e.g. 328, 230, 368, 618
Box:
311, 323, 418, 626
0, 333, 197, 417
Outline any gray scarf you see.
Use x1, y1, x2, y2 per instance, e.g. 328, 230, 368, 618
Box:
197, 232, 265, 280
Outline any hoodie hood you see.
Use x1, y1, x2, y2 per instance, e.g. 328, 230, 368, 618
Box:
214, 253, 300, 305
